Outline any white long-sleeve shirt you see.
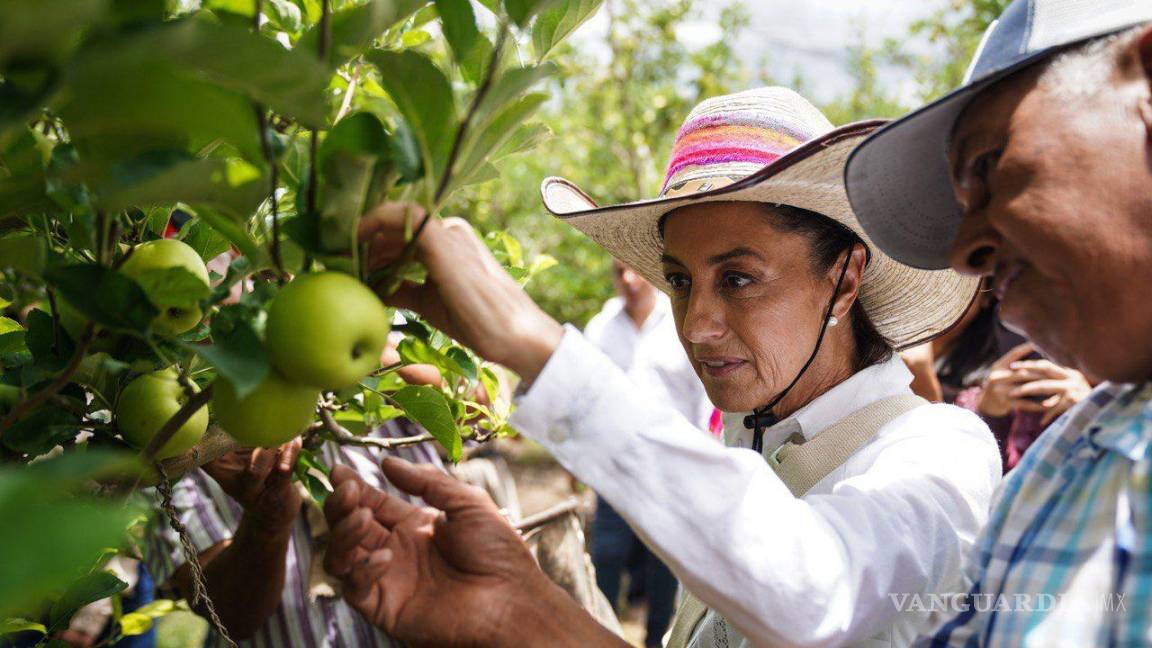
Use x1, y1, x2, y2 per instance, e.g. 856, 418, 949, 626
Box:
583, 294, 712, 430
510, 327, 1001, 648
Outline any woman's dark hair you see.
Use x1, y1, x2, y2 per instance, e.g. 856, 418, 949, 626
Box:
936, 301, 1000, 390
756, 203, 894, 371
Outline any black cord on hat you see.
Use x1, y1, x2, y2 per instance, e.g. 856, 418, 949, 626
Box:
745, 251, 853, 454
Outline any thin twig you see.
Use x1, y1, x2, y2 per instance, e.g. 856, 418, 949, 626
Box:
0, 324, 94, 438
515, 497, 582, 533
318, 408, 435, 450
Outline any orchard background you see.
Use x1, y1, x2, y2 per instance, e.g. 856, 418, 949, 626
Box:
0, 0, 1007, 646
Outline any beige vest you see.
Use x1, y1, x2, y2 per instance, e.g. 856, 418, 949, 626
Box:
664, 394, 927, 648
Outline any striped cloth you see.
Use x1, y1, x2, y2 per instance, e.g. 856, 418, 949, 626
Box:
918, 382, 1152, 647
144, 419, 443, 648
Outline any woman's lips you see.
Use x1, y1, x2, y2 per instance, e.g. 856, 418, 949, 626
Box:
697, 357, 747, 378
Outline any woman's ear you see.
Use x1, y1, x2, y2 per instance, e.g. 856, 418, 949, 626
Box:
828, 243, 868, 321
1129, 25, 1152, 135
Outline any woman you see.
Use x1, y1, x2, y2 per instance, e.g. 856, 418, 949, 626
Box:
343, 88, 1002, 648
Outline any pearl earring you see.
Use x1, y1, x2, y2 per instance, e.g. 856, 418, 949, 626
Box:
828, 316, 839, 327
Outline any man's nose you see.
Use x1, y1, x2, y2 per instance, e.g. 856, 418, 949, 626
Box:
947, 209, 1000, 277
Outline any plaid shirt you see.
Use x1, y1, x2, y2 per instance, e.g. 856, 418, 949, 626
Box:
919, 383, 1152, 647
144, 420, 443, 648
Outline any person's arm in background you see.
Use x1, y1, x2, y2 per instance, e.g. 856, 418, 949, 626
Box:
168, 441, 303, 640
901, 342, 943, 403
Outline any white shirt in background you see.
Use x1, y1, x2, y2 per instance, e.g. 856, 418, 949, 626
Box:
511, 327, 1002, 648
583, 295, 712, 430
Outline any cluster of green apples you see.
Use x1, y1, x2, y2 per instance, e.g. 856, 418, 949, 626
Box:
111, 239, 392, 458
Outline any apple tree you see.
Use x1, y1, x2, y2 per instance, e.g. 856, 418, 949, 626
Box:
0, 0, 602, 643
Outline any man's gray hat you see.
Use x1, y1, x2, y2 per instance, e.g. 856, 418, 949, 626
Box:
844, 0, 1152, 270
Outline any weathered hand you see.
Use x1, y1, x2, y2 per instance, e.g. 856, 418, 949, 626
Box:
323, 458, 575, 647
358, 203, 564, 383
1006, 359, 1093, 425
202, 439, 303, 532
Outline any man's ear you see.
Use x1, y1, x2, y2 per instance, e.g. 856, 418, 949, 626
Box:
1129, 25, 1152, 133
829, 243, 868, 321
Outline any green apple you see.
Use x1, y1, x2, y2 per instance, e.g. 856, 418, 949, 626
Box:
119, 239, 210, 336
213, 371, 318, 448
116, 369, 208, 459
264, 272, 391, 389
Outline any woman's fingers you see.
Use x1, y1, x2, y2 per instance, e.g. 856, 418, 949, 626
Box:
993, 342, 1036, 369
1009, 379, 1070, 399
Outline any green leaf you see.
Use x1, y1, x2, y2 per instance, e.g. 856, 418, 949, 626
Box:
181, 218, 234, 262
44, 264, 159, 333
0, 234, 48, 277
367, 50, 457, 193
479, 366, 500, 404
433, 0, 491, 83
130, 599, 176, 618
97, 152, 266, 219
0, 0, 107, 67
117, 612, 152, 636
194, 206, 266, 266
299, 0, 429, 64
531, 0, 603, 60
4, 407, 82, 456
265, 0, 303, 33
502, 0, 562, 27
445, 347, 478, 381
447, 93, 547, 197
131, 266, 212, 310
390, 385, 460, 461
192, 307, 269, 400
0, 618, 46, 636
293, 448, 332, 504
319, 113, 390, 168
474, 62, 557, 127
49, 571, 128, 629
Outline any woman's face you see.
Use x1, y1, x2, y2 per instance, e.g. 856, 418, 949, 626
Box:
661, 202, 853, 412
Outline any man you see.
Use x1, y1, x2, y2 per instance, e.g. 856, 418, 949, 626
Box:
585, 261, 711, 647
843, 1, 1152, 644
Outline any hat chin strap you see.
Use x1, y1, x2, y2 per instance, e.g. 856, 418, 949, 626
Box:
743, 252, 852, 454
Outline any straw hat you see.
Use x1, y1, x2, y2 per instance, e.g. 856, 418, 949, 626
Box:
540, 87, 978, 350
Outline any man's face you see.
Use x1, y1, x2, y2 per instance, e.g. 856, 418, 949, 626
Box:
612, 260, 654, 305
947, 39, 1152, 383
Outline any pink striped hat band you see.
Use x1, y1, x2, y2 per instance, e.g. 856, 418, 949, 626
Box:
659, 87, 834, 196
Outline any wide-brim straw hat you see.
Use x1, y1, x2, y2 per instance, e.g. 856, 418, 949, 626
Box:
540, 87, 978, 350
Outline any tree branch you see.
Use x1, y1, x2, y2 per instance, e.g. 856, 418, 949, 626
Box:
515, 497, 582, 533
318, 408, 435, 450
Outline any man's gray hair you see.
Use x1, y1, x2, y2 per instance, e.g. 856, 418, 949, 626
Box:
1038, 24, 1147, 97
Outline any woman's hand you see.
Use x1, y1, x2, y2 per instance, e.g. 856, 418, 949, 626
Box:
978, 342, 1039, 418
1006, 359, 1093, 425
202, 439, 303, 533
359, 203, 564, 384
323, 459, 619, 647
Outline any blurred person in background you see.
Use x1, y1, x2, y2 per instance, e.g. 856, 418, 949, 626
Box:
902, 282, 1091, 471
584, 259, 712, 647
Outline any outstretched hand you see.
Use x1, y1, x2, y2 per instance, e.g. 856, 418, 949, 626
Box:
358, 203, 564, 384
323, 458, 624, 648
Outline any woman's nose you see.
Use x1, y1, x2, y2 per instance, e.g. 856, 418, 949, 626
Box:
680, 291, 725, 343
947, 209, 1001, 277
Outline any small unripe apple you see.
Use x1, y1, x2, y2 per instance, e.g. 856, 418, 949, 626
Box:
116, 369, 208, 459
119, 239, 210, 336
213, 372, 319, 448
264, 272, 391, 389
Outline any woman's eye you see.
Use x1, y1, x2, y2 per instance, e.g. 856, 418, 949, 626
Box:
664, 273, 690, 291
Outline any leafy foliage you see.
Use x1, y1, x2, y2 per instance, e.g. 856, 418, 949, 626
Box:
0, 0, 589, 626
